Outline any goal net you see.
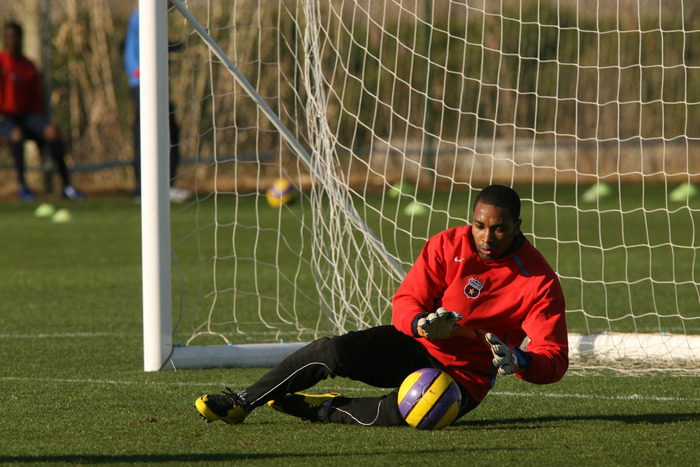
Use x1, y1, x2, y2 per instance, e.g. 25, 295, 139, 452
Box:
142, 0, 699, 372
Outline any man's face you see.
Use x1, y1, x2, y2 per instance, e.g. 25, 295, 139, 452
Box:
471, 201, 522, 260
4, 26, 21, 57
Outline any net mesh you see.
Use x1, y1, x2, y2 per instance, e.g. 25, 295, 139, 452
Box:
166, 0, 699, 370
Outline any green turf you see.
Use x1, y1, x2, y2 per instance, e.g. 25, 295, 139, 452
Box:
0, 196, 698, 466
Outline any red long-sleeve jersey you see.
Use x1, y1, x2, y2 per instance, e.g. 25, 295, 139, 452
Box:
0, 50, 42, 115
392, 225, 568, 402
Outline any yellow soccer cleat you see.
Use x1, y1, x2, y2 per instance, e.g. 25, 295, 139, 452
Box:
195, 388, 250, 424
268, 392, 341, 422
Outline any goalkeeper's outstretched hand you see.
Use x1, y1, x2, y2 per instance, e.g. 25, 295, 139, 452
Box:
483, 332, 530, 375
417, 307, 463, 339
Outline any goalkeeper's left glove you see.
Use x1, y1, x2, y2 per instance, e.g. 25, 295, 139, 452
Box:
484, 333, 530, 375
416, 308, 463, 339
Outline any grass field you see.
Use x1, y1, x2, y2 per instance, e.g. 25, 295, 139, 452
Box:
1, 196, 699, 466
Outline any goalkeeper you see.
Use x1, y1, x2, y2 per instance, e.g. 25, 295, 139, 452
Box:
195, 185, 568, 427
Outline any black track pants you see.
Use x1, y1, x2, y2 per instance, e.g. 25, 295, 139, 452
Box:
241, 325, 478, 426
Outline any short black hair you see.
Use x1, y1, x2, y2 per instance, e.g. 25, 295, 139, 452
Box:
5, 21, 22, 39
473, 185, 521, 221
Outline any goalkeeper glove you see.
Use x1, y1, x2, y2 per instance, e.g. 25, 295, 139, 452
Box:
417, 307, 463, 339
484, 333, 530, 375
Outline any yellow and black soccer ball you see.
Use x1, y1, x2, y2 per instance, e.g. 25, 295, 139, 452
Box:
266, 178, 298, 208
397, 367, 462, 430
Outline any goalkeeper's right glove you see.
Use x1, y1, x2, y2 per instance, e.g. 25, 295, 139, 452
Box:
484, 332, 530, 375
416, 308, 463, 339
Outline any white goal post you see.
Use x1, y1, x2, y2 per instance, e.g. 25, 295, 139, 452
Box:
140, 0, 172, 372
140, 0, 314, 370
142, 0, 700, 372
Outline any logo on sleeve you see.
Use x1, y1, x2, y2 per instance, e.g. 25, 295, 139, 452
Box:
464, 277, 483, 299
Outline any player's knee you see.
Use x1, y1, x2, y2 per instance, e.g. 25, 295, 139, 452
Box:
9, 127, 24, 143
43, 124, 59, 141
325, 332, 369, 378
314, 336, 341, 372
286, 336, 341, 375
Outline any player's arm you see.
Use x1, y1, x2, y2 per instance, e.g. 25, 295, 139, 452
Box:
0, 58, 8, 109
486, 276, 568, 381
123, 12, 140, 81
392, 234, 448, 336
517, 275, 568, 383
393, 233, 479, 340
31, 70, 43, 115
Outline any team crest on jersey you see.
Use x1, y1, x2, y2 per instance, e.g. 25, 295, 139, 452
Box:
464, 278, 483, 299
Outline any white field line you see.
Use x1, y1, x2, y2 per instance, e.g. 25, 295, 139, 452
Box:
0, 332, 127, 338
486, 390, 700, 402
1, 376, 698, 403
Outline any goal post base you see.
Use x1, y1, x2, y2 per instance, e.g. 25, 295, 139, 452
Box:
568, 332, 700, 362
157, 342, 310, 371
152, 332, 699, 371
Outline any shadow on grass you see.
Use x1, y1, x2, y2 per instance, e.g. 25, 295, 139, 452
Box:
457, 411, 700, 428
0, 446, 505, 464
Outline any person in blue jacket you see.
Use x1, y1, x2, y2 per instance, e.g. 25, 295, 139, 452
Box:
123, 7, 191, 202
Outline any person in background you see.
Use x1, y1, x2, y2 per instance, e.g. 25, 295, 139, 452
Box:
123, 6, 192, 203
0, 21, 84, 202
